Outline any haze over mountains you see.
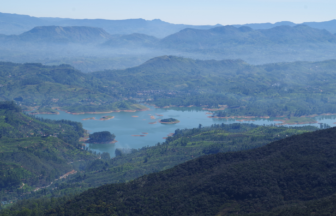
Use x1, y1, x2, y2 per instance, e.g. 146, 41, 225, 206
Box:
2, 24, 336, 48
3, 10, 336, 215
1, 26, 111, 44
2, 21, 336, 72
0, 12, 218, 38
2, 12, 336, 73
2, 12, 336, 37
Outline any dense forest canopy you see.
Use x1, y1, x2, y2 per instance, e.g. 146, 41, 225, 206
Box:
92, 56, 336, 117
0, 122, 321, 215
2, 55, 336, 117
160, 118, 179, 123
0, 62, 146, 113
88, 131, 115, 143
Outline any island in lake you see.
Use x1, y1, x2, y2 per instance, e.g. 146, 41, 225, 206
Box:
159, 118, 180, 124
99, 115, 114, 121
86, 131, 116, 144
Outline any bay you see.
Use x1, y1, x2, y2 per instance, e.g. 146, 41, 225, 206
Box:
36, 106, 335, 157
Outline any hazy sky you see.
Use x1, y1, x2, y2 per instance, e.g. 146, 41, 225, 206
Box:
2, 0, 335, 25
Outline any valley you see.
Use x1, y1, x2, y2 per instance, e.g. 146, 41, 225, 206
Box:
1, 7, 336, 215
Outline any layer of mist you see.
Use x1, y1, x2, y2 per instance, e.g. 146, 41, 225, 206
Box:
1, 24, 336, 72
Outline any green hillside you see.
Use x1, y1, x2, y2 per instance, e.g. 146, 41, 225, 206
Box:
93, 56, 336, 117
3, 56, 336, 118
62, 123, 315, 189
0, 61, 147, 113
0, 101, 95, 202
1, 123, 319, 214
16, 126, 336, 215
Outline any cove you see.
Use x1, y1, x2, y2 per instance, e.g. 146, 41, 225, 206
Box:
36, 106, 335, 157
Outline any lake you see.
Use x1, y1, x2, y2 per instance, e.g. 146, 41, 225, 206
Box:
36, 106, 336, 157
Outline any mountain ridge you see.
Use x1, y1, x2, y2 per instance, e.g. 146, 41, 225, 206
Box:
160, 24, 336, 51
2, 12, 336, 38
0, 12, 218, 38
1, 26, 112, 44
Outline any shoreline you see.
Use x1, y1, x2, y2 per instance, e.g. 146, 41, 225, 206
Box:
84, 140, 118, 144
30, 111, 60, 115
60, 108, 150, 115
274, 119, 318, 125
209, 115, 327, 125
208, 115, 270, 119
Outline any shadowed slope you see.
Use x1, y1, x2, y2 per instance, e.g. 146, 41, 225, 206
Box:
45, 126, 336, 215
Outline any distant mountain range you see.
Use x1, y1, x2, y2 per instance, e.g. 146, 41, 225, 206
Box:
1, 12, 336, 38
234, 20, 336, 34
2, 24, 335, 47
0, 12, 218, 38
1, 23, 336, 71
160, 25, 336, 51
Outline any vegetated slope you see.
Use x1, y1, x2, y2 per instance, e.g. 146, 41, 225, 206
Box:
0, 101, 95, 202
61, 123, 316, 189
93, 56, 336, 117
261, 194, 336, 216
0, 123, 319, 215
40, 126, 336, 215
0, 61, 146, 113
93, 56, 248, 91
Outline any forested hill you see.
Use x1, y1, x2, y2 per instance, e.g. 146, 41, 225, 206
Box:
38, 126, 336, 215
93, 55, 336, 91
3, 56, 336, 117
93, 56, 336, 117
0, 101, 95, 201
0, 61, 146, 113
